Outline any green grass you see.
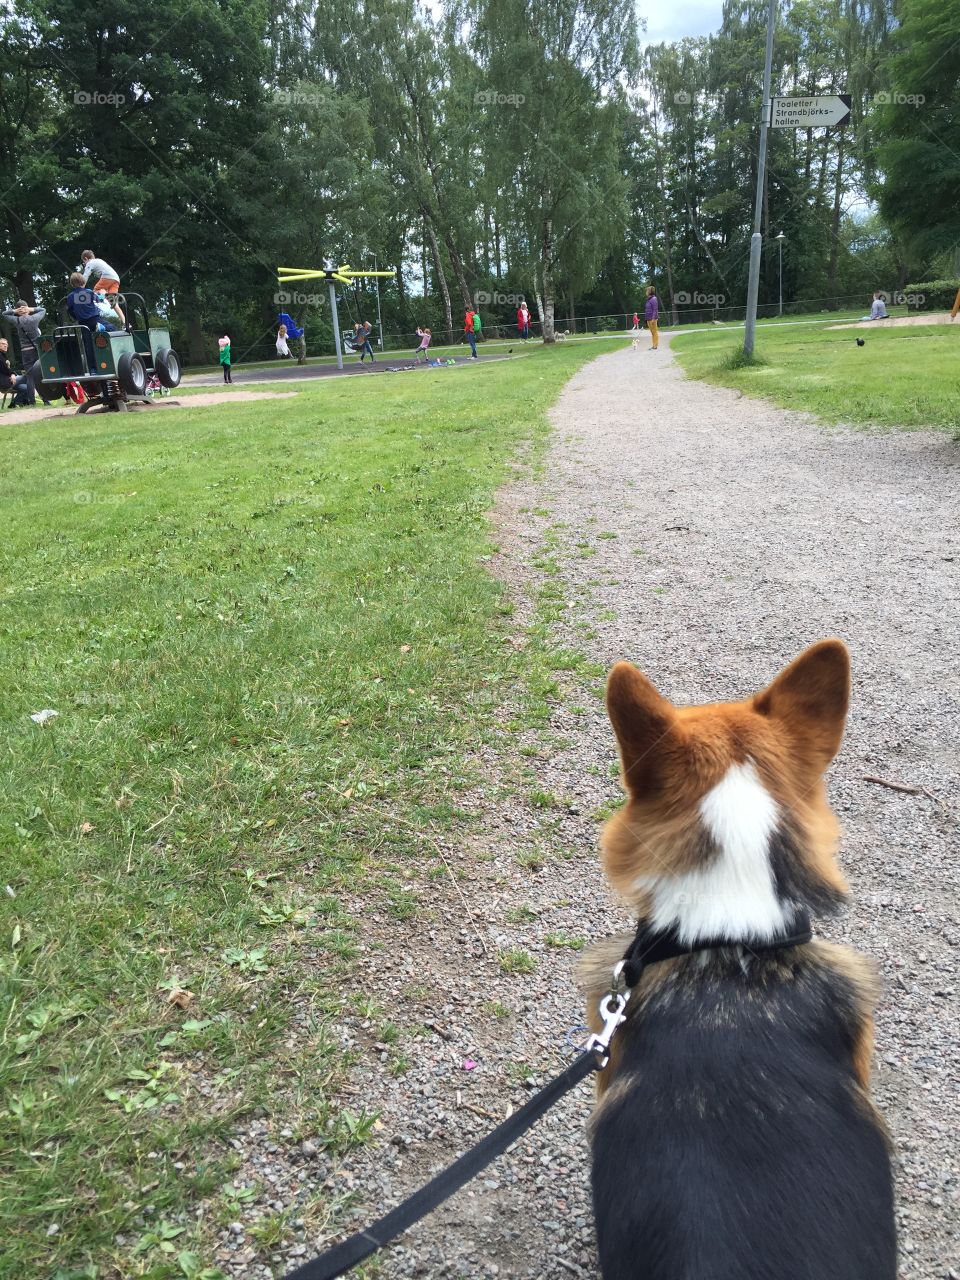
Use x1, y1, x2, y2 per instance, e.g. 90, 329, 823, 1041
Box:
672, 317, 960, 431
0, 338, 623, 1277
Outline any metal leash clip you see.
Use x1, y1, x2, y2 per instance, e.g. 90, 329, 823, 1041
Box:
584, 985, 629, 1069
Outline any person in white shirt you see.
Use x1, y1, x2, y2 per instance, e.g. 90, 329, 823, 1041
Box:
80, 250, 121, 294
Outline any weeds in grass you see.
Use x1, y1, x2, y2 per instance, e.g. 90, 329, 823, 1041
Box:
498, 948, 537, 974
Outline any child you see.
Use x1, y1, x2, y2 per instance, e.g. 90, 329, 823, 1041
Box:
276, 324, 293, 359
219, 335, 232, 383
413, 326, 432, 363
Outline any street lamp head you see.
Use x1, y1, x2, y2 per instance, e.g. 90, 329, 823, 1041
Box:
776, 231, 786, 241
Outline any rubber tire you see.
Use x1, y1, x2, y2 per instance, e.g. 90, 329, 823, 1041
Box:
117, 352, 147, 396
154, 347, 181, 388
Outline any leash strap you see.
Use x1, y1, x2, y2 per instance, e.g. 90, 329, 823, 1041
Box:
285, 1050, 600, 1280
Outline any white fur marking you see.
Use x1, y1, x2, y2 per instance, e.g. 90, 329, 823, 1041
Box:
639, 760, 788, 944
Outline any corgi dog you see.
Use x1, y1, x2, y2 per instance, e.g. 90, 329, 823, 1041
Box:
582, 640, 896, 1280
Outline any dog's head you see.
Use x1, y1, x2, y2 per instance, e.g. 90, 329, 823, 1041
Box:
602, 640, 850, 942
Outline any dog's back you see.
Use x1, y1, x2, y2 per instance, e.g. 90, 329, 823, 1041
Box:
586, 642, 896, 1279
591, 946, 895, 1279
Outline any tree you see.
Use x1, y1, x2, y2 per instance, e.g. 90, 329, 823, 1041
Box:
872, 0, 960, 268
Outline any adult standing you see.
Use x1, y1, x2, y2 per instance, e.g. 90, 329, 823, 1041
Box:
2, 300, 46, 367
644, 286, 660, 351
80, 250, 121, 295
464, 307, 478, 359
517, 301, 530, 340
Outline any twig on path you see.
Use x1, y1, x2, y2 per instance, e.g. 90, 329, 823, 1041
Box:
459, 1101, 501, 1123
318, 782, 488, 956
863, 775, 922, 795
664, 524, 691, 532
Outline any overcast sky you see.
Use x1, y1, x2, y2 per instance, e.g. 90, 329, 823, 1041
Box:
637, 0, 725, 44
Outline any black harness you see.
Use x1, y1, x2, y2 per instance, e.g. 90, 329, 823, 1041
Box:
284, 911, 813, 1280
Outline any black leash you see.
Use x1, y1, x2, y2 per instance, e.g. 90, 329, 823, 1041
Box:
284, 1050, 602, 1280
285, 910, 812, 1280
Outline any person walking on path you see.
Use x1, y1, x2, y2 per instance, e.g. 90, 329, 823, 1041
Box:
631, 310, 640, 331
644, 286, 660, 350
517, 301, 530, 341
219, 335, 233, 383
413, 326, 432, 364
464, 308, 478, 359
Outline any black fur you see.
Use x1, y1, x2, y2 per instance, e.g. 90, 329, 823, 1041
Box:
768, 824, 846, 916
591, 950, 896, 1280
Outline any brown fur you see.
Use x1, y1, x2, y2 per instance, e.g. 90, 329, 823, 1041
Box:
602, 640, 851, 909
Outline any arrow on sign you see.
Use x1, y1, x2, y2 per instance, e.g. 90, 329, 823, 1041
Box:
770, 95, 851, 129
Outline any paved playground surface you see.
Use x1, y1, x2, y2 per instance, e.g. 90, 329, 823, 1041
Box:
184, 351, 509, 387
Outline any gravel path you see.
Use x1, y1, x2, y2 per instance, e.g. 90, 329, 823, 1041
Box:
215, 339, 959, 1280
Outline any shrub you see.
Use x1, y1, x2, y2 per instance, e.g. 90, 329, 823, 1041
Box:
901, 280, 959, 311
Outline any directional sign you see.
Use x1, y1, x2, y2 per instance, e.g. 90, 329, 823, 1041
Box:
770, 95, 851, 129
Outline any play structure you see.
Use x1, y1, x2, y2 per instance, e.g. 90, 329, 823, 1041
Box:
276, 264, 395, 368
32, 292, 181, 411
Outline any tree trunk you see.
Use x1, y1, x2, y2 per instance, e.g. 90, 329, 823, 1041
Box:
567, 288, 576, 332
493, 215, 502, 279
652, 101, 677, 325
13, 268, 35, 306
443, 229, 472, 309
180, 265, 206, 364
424, 212, 453, 338
541, 219, 556, 343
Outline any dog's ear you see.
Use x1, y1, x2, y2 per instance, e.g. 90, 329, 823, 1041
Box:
753, 639, 850, 769
606, 662, 679, 798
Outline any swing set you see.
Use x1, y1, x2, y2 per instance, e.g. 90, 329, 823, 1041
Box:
276, 264, 395, 369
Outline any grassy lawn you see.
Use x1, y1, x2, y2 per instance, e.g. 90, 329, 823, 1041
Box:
0, 340, 621, 1279
671, 317, 960, 431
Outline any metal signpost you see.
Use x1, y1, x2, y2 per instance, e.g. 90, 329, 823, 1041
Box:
742, 0, 851, 358
276, 264, 396, 369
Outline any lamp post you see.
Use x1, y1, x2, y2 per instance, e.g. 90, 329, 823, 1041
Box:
743, 0, 777, 357
374, 253, 384, 350
776, 232, 785, 317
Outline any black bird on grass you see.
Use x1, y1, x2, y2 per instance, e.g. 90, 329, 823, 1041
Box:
856, 337, 865, 347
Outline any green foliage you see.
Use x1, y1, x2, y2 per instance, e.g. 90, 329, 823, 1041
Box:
901, 281, 959, 311
872, 0, 960, 262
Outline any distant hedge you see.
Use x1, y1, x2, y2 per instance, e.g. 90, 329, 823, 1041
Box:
902, 280, 959, 311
